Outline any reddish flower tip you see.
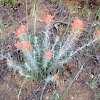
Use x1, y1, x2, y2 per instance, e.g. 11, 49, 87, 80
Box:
71, 19, 85, 31
44, 15, 55, 26
21, 41, 33, 50
15, 29, 24, 35
14, 41, 21, 47
15, 24, 28, 37
19, 69, 22, 73
93, 30, 100, 39
44, 50, 53, 60
20, 24, 27, 30
56, 36, 60, 41
60, 50, 64, 54
75, 37, 79, 41
25, 62, 28, 65
56, 35, 60, 40
7, 61, 12, 66
52, 75, 59, 81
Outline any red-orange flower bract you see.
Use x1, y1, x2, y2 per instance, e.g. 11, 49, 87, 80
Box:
60, 50, 64, 54
20, 24, 27, 30
21, 40, 33, 50
7, 61, 12, 66
56, 36, 60, 39
44, 15, 55, 26
70, 19, 85, 41
14, 40, 33, 55
44, 50, 53, 60
14, 41, 21, 48
15, 24, 28, 38
94, 30, 100, 39
71, 19, 85, 30
52, 75, 59, 82
19, 69, 22, 73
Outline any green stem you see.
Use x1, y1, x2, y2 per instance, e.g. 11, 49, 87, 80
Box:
26, 0, 28, 28
33, 0, 38, 37
17, 77, 26, 100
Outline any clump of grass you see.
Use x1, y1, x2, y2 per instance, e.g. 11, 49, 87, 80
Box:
85, 74, 100, 89
85, 74, 100, 100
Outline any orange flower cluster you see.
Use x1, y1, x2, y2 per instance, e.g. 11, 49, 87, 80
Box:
14, 25, 33, 54
71, 19, 85, 30
56, 35, 60, 41
93, 30, 100, 39
44, 50, 53, 60
14, 40, 33, 54
69, 19, 85, 41
56, 36, 60, 39
19, 69, 22, 73
14, 41, 21, 47
52, 74, 59, 82
7, 61, 12, 66
44, 15, 55, 26
60, 50, 64, 54
21, 41, 33, 50
15, 24, 28, 38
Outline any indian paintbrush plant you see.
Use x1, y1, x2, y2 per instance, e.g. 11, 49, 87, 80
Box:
1, 15, 100, 84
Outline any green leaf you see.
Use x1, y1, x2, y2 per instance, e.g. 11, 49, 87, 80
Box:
11, 0, 16, 5
14, 88, 18, 97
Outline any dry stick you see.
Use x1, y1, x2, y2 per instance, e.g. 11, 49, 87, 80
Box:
34, 86, 41, 93
30, 86, 41, 99
40, 83, 47, 100
76, 57, 83, 80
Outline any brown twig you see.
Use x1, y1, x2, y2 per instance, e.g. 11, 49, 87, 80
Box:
40, 83, 47, 100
